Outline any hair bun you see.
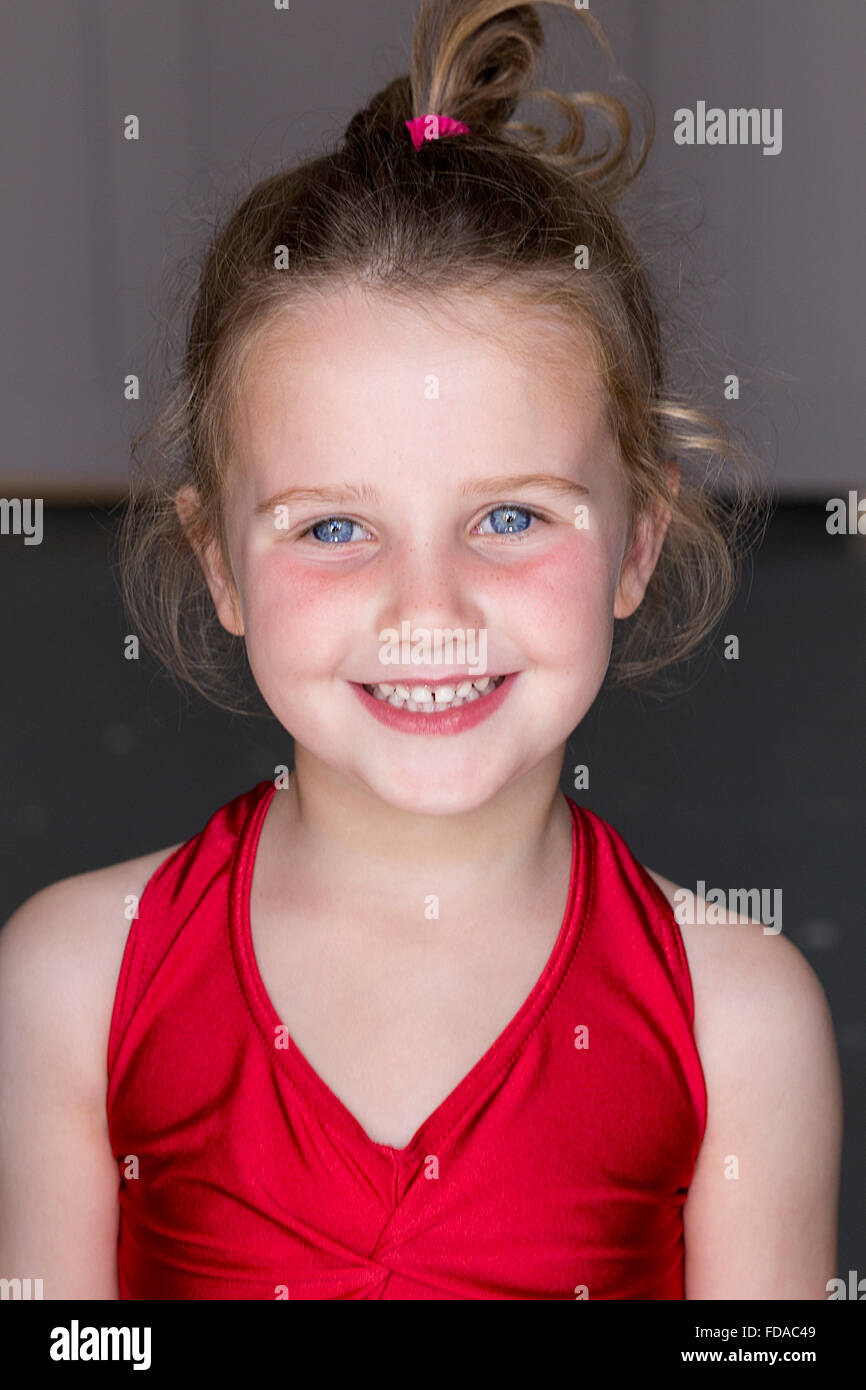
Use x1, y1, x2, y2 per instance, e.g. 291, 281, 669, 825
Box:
411, 0, 543, 136
343, 3, 545, 152
342, 2, 649, 197
343, 75, 414, 148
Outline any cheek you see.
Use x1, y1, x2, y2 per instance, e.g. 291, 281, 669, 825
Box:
493, 539, 618, 655
238, 533, 619, 679
240, 550, 362, 672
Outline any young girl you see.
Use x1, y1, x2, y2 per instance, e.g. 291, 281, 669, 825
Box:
0, 0, 842, 1300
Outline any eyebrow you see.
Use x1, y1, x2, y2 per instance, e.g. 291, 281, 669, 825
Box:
255, 473, 590, 515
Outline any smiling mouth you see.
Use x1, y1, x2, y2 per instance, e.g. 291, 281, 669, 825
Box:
360, 674, 507, 713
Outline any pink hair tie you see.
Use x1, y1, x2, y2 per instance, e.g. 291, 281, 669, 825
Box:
405, 113, 470, 150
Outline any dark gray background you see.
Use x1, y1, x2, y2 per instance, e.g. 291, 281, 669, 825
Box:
1, 1, 863, 1290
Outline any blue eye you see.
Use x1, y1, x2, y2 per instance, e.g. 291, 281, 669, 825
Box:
301, 517, 368, 544
299, 504, 545, 545
477, 504, 544, 535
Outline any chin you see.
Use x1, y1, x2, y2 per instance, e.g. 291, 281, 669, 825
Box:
360, 766, 508, 818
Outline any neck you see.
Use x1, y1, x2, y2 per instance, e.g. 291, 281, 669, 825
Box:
268, 745, 573, 926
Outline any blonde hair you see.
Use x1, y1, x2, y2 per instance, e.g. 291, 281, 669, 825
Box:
119, 0, 772, 714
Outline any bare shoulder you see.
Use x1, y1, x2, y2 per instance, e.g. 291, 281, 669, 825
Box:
0, 843, 182, 1103
643, 865, 830, 1015
642, 864, 837, 1071
0, 846, 183, 1296
643, 865, 843, 1298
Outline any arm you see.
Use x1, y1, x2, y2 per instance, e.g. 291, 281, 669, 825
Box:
0, 876, 127, 1299
682, 921, 842, 1299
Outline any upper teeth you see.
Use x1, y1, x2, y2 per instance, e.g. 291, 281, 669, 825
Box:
365, 675, 504, 711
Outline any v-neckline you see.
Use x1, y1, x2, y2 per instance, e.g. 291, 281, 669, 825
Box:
229, 780, 591, 1167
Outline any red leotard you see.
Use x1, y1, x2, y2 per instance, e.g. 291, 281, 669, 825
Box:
107, 780, 707, 1299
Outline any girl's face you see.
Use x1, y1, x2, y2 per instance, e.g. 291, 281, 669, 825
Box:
191, 285, 669, 816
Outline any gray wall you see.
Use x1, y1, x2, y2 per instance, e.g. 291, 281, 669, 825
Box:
1, 0, 863, 498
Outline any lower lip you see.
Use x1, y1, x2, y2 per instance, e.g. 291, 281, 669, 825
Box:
349, 674, 518, 736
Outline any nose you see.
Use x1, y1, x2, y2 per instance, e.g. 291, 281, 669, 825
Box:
371, 536, 491, 680
376, 535, 486, 636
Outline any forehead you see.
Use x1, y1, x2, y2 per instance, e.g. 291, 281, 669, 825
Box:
230, 283, 611, 463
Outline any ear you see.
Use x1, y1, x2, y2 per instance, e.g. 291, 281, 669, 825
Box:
614, 459, 680, 620
175, 484, 245, 637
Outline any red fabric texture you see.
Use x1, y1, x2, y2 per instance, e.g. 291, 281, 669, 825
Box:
107, 780, 707, 1300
